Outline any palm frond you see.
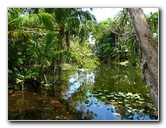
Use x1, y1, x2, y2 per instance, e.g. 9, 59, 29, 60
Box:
8, 12, 54, 31
8, 30, 31, 41
44, 31, 57, 54
66, 17, 80, 29
8, 8, 24, 21
36, 13, 54, 30
74, 9, 97, 22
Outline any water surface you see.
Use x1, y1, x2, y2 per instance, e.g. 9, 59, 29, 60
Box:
8, 64, 158, 120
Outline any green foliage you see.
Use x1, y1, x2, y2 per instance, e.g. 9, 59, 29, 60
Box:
8, 8, 56, 88
146, 12, 158, 49
70, 41, 100, 70
8, 8, 158, 89
8, 8, 98, 88
92, 10, 140, 65
9, 11, 54, 31
16, 78, 24, 84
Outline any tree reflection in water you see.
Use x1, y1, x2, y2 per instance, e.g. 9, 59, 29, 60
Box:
55, 64, 157, 120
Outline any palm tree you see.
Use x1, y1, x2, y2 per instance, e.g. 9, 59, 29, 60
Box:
44, 8, 97, 85
8, 8, 97, 88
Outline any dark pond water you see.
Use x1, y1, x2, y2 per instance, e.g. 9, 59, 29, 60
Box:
8, 90, 74, 120
8, 64, 158, 120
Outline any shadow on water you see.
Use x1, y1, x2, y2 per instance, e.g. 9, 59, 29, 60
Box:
8, 64, 158, 120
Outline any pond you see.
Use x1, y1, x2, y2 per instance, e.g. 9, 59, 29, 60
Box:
8, 64, 158, 120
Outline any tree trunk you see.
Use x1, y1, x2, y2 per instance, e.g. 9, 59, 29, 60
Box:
65, 30, 70, 51
56, 27, 64, 86
56, 46, 63, 86
49, 58, 56, 74
127, 8, 158, 112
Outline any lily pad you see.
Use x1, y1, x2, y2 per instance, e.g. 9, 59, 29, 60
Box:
98, 92, 103, 96
133, 94, 140, 99
118, 92, 125, 97
101, 96, 106, 100
114, 97, 118, 100
109, 92, 114, 95
138, 98, 145, 101
125, 104, 130, 107
118, 101, 123, 104
127, 109, 132, 113
104, 90, 108, 92
106, 95, 114, 98
126, 92, 133, 96
132, 109, 138, 112
113, 113, 121, 117
93, 94, 98, 96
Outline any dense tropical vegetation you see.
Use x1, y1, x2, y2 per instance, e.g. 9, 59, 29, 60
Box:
8, 8, 158, 120
8, 8, 98, 88
92, 10, 158, 65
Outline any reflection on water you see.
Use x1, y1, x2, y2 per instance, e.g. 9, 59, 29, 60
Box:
8, 64, 158, 120
8, 90, 74, 120
63, 71, 95, 100
57, 64, 158, 120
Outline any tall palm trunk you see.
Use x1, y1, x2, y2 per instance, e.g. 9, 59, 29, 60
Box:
49, 27, 64, 86
127, 8, 158, 112
56, 43, 63, 85
65, 30, 70, 51
56, 27, 64, 86
49, 58, 56, 73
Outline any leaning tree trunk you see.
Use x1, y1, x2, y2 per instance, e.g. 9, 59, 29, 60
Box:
127, 8, 158, 111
